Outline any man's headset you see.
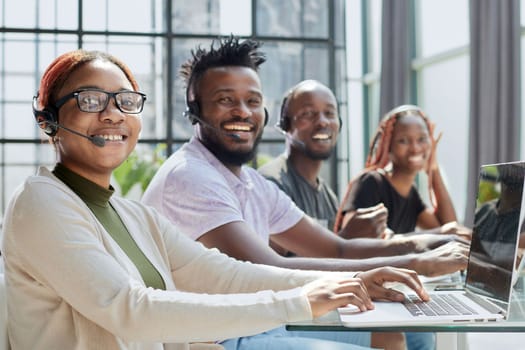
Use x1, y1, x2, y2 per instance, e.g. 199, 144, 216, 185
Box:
276, 95, 343, 132
182, 79, 269, 127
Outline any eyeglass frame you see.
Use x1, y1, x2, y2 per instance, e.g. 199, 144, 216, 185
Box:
54, 88, 147, 114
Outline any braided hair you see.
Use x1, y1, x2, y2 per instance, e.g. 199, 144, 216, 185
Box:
333, 105, 438, 233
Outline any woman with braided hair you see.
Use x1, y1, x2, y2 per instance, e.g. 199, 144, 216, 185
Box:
334, 104, 468, 239
333, 105, 471, 350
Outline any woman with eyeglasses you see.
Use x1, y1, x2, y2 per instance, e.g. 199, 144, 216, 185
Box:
334, 105, 470, 241
2, 49, 416, 350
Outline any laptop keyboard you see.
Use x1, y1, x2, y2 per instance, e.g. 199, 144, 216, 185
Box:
403, 294, 479, 317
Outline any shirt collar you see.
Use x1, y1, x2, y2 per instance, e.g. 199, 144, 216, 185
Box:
52, 163, 114, 207
190, 137, 253, 190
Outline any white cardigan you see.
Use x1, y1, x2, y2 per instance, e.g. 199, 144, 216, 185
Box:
2, 167, 337, 350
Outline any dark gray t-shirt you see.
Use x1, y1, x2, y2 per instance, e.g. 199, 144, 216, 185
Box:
259, 154, 339, 231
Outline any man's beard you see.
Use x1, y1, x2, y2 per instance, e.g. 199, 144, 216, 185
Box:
299, 144, 334, 161
202, 131, 263, 167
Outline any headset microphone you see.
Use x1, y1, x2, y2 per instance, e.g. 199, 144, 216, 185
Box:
184, 110, 241, 140
273, 124, 306, 150
40, 120, 106, 147
32, 94, 105, 147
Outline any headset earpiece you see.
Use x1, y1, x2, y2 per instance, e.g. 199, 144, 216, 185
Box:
184, 71, 269, 126
278, 96, 291, 132
184, 100, 201, 125
38, 108, 59, 136
278, 96, 343, 132
184, 100, 269, 127
32, 95, 59, 136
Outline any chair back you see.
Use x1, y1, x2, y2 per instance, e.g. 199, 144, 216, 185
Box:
0, 261, 9, 350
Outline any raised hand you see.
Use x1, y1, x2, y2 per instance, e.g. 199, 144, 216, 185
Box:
426, 131, 443, 174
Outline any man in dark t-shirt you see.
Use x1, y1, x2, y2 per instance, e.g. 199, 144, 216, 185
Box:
259, 80, 387, 252
260, 153, 339, 230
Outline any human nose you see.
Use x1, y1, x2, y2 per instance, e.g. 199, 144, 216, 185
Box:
410, 139, 424, 151
231, 101, 252, 119
317, 111, 332, 126
99, 97, 125, 123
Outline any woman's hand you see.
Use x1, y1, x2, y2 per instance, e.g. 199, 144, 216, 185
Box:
426, 131, 443, 174
356, 266, 430, 302
302, 276, 374, 318
303, 267, 431, 319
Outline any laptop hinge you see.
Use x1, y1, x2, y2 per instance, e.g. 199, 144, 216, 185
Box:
464, 292, 506, 315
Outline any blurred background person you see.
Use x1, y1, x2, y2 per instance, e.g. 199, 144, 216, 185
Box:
335, 105, 470, 241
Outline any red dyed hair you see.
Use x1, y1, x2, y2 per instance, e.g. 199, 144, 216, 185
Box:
333, 105, 438, 233
37, 49, 139, 110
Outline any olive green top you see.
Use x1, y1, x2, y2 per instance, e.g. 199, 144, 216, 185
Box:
53, 163, 165, 290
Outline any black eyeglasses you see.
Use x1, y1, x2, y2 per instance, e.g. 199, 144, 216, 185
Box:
55, 89, 147, 114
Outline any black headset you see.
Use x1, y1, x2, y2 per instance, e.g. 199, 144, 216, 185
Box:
183, 78, 269, 126
277, 95, 293, 132
32, 93, 59, 136
277, 94, 343, 132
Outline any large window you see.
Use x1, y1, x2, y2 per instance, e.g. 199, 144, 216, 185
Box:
11, 1, 522, 228
0, 0, 346, 221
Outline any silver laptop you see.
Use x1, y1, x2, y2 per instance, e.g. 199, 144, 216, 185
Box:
339, 161, 525, 327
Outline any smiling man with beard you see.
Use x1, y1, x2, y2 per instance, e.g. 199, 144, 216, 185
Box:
259, 80, 357, 233
260, 80, 390, 249
142, 35, 471, 350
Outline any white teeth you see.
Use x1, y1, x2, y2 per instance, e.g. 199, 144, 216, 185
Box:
223, 124, 252, 131
96, 135, 123, 141
313, 134, 330, 140
409, 155, 423, 161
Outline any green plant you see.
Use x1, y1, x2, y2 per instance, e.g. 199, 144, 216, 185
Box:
477, 166, 500, 206
247, 153, 274, 169
113, 144, 166, 197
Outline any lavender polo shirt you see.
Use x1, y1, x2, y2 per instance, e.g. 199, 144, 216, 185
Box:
142, 137, 304, 242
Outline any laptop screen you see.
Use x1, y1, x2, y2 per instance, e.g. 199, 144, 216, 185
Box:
465, 162, 525, 302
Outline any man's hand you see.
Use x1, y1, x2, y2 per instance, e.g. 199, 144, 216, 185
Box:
302, 276, 373, 318
438, 221, 472, 241
356, 266, 429, 302
339, 203, 388, 239
418, 221, 472, 241
399, 232, 470, 252
413, 241, 470, 277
